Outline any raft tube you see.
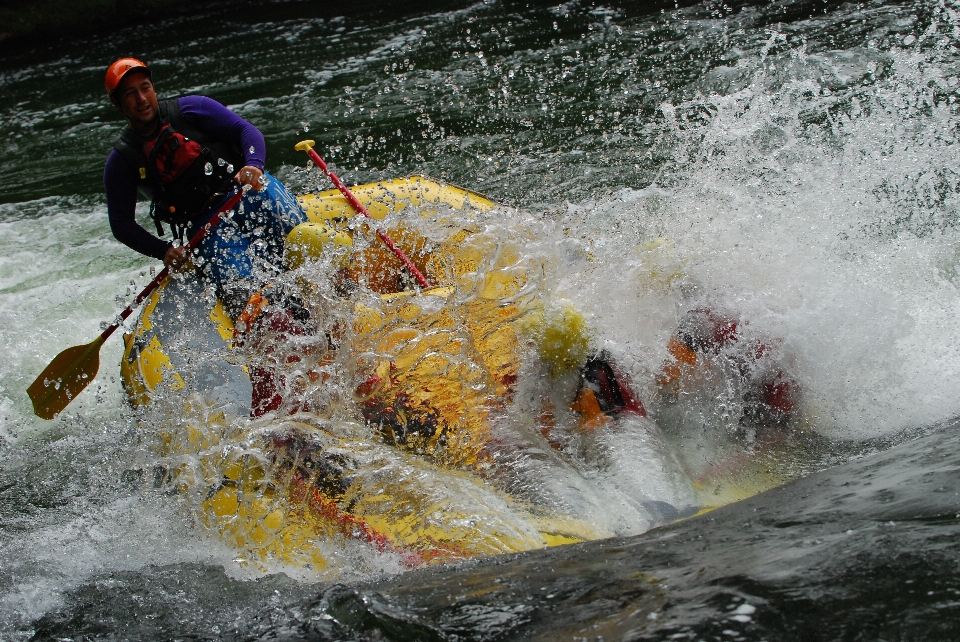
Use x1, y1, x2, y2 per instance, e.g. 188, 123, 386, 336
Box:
121, 177, 608, 570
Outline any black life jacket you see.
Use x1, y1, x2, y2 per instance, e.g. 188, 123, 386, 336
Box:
113, 98, 243, 235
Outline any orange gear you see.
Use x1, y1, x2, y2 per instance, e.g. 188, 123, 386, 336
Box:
571, 387, 612, 432
104, 57, 150, 94
234, 290, 269, 336
656, 335, 698, 388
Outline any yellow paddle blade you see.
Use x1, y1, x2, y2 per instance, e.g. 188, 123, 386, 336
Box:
27, 336, 105, 420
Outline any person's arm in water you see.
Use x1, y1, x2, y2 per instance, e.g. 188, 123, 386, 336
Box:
177, 95, 266, 190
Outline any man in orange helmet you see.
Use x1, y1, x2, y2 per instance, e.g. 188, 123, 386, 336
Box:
103, 57, 308, 326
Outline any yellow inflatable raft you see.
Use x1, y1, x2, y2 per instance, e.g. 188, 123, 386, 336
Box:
121, 177, 616, 571
120, 176, 799, 572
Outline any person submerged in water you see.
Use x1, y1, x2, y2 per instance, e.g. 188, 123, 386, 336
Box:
103, 57, 308, 326
562, 307, 800, 436
656, 306, 801, 429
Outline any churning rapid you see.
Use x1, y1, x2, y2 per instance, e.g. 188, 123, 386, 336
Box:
1, 0, 960, 639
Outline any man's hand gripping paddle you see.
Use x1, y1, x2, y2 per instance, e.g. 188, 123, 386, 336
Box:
294, 140, 430, 289
27, 190, 244, 420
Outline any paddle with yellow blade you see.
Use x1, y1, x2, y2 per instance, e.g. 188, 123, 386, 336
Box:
27, 190, 244, 420
294, 139, 431, 289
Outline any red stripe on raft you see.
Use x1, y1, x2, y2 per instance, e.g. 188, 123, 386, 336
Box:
290, 474, 471, 567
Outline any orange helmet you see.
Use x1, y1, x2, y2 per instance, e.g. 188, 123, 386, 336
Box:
104, 57, 150, 95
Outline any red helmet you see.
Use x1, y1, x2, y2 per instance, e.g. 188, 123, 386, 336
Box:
104, 58, 150, 95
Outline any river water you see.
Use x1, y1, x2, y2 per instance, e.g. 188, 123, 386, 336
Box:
1, 0, 959, 639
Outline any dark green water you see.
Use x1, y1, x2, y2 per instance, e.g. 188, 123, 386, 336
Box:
2, 0, 960, 639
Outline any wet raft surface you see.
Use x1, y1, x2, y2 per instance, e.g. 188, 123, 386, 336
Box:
32, 423, 960, 641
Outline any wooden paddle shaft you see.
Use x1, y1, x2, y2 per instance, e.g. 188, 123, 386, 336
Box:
99, 190, 244, 343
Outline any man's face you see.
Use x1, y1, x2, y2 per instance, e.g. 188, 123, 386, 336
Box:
112, 70, 158, 129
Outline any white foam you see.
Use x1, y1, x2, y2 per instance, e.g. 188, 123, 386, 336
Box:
546, 37, 960, 439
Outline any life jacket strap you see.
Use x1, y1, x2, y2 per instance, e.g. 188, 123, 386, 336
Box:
112, 97, 243, 231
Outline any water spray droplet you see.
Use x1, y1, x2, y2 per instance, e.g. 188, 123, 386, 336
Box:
204, 162, 213, 175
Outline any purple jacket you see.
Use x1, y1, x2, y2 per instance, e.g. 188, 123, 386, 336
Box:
103, 96, 266, 260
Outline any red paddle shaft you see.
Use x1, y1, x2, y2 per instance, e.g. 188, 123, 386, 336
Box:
100, 190, 244, 343
299, 144, 430, 289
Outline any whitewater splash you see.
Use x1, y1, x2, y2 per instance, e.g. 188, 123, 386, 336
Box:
560, 18, 960, 442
